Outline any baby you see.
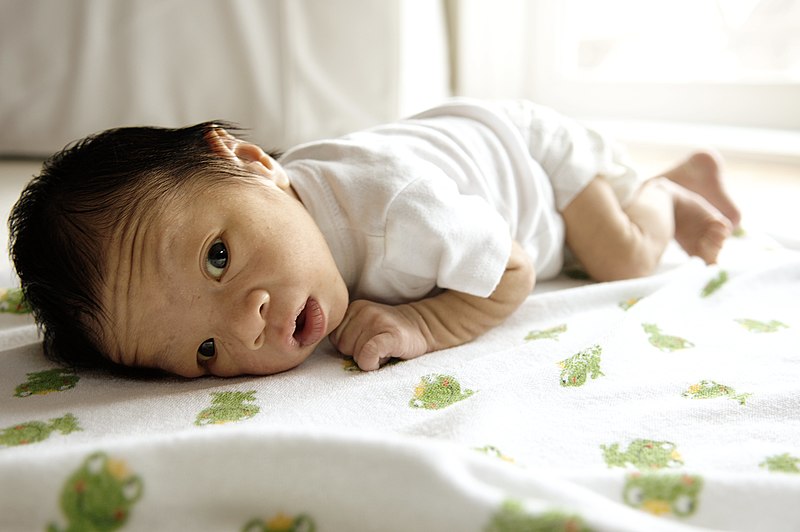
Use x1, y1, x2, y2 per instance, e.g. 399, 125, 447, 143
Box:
8, 99, 740, 377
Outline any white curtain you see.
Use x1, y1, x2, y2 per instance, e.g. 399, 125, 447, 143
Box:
0, 0, 450, 155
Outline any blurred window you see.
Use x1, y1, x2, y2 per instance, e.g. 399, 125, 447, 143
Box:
565, 0, 799, 83
525, 0, 800, 130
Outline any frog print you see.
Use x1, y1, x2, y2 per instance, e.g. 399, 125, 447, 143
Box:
601, 439, 684, 470
618, 297, 642, 311
735, 318, 788, 333
559, 345, 604, 387
485, 499, 591, 532
48, 452, 143, 532
525, 324, 567, 341
14, 368, 79, 397
242, 512, 316, 532
701, 270, 728, 298
342, 357, 360, 372
0, 287, 30, 314
623, 473, 703, 517
760, 453, 800, 474
474, 445, 515, 463
642, 324, 694, 352
0, 413, 81, 447
682, 380, 751, 405
342, 356, 401, 372
409, 374, 475, 409
195, 390, 260, 426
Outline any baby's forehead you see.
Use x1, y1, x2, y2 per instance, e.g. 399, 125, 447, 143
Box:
129, 175, 222, 219
104, 172, 259, 280
112, 190, 186, 241
99, 208, 189, 369
160, 170, 260, 201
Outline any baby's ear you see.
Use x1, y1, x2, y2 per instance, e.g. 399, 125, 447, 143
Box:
206, 127, 290, 190
206, 127, 239, 159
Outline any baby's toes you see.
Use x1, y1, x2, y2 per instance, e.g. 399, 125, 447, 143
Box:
697, 219, 731, 264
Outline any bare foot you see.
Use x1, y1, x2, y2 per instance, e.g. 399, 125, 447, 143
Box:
661, 179, 732, 264
661, 151, 742, 230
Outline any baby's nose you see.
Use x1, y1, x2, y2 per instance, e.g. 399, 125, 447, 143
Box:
227, 288, 269, 349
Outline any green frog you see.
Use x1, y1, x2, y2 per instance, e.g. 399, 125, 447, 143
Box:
701, 270, 728, 297
409, 374, 475, 409
623, 473, 703, 517
342, 356, 401, 371
618, 297, 642, 311
559, 345, 604, 387
0, 413, 81, 447
601, 439, 683, 470
682, 380, 751, 405
486, 500, 590, 532
48, 452, 143, 532
642, 323, 694, 352
14, 368, 79, 397
242, 513, 316, 532
735, 318, 788, 333
474, 445, 515, 464
195, 390, 260, 425
525, 323, 567, 341
760, 453, 800, 474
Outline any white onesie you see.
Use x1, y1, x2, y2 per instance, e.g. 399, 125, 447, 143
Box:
281, 99, 641, 304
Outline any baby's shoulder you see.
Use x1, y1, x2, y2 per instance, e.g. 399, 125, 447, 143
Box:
285, 135, 442, 195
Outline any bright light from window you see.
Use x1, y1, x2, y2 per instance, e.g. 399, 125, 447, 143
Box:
562, 0, 800, 83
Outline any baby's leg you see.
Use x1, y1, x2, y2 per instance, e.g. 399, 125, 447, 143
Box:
660, 151, 741, 229
562, 177, 674, 281
563, 166, 733, 282
661, 177, 732, 264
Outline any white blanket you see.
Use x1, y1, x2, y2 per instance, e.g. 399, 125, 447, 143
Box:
1, 234, 799, 531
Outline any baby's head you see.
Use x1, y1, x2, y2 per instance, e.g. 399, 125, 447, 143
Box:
9, 123, 348, 377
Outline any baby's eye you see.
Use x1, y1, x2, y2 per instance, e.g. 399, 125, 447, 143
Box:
198, 338, 216, 362
205, 239, 228, 279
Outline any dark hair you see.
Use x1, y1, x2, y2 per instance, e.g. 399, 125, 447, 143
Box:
7, 120, 256, 370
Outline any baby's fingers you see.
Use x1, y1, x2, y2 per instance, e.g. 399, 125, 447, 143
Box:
329, 319, 370, 358
354, 333, 396, 371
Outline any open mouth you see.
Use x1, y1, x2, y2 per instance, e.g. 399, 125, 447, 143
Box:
292, 298, 326, 347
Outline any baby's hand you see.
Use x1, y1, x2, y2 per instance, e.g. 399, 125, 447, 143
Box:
329, 300, 429, 371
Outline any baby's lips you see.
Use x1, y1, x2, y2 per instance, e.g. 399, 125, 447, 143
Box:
293, 298, 327, 347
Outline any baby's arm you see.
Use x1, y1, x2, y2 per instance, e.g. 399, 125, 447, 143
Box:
330, 241, 535, 370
